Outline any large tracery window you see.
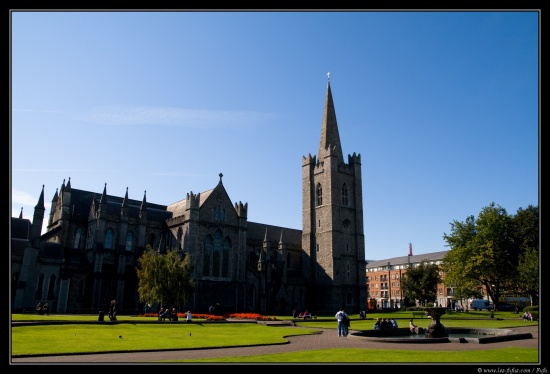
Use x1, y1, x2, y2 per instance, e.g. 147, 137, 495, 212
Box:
203, 230, 232, 278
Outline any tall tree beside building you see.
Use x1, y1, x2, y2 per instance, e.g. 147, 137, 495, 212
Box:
136, 245, 195, 310
400, 261, 442, 307
442, 202, 538, 310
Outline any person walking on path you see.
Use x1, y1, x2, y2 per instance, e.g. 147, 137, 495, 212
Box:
335, 308, 348, 337
186, 310, 192, 323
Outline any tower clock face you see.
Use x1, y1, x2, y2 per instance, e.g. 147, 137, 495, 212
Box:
343, 219, 350, 229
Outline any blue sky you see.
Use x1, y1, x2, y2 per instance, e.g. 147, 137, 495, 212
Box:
10, 11, 539, 260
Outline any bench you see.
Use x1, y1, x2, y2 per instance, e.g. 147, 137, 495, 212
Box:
412, 311, 426, 318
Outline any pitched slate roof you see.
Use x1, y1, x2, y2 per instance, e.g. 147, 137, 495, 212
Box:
366, 250, 449, 269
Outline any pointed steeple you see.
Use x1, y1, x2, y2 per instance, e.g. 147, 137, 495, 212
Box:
140, 190, 147, 211
121, 187, 129, 216
122, 187, 129, 208
318, 73, 344, 164
35, 184, 45, 210
31, 185, 46, 241
19, 207, 23, 219
100, 183, 107, 204
65, 177, 72, 192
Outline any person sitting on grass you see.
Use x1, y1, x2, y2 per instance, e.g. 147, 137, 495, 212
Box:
409, 318, 418, 333
170, 308, 178, 321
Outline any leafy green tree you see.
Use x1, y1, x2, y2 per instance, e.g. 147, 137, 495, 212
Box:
442, 203, 517, 310
511, 205, 539, 253
517, 247, 539, 305
136, 245, 195, 310
401, 261, 442, 307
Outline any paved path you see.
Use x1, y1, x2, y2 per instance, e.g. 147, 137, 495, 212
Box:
11, 325, 539, 363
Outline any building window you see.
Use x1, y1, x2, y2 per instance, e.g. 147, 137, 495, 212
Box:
222, 237, 231, 277
347, 262, 350, 281
47, 275, 56, 300
105, 229, 113, 249
35, 274, 44, 301
316, 184, 323, 206
74, 227, 83, 249
316, 244, 320, 253
213, 230, 221, 277
203, 235, 213, 275
177, 228, 183, 250
342, 183, 349, 206
125, 232, 134, 252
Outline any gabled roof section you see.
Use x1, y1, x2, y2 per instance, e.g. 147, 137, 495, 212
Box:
318, 76, 344, 164
167, 174, 230, 217
366, 250, 449, 269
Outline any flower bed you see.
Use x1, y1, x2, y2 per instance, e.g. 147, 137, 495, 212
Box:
137, 312, 277, 321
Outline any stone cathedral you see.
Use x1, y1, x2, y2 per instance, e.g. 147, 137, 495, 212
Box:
11, 78, 368, 316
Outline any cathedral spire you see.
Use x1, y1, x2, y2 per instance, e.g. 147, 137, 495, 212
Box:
318, 74, 344, 164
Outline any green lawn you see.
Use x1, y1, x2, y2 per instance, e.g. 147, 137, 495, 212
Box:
11, 313, 539, 363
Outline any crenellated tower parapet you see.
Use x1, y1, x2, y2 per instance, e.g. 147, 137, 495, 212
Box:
185, 191, 200, 211
234, 201, 248, 219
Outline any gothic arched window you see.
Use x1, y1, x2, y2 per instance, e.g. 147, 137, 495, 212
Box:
342, 183, 349, 206
74, 227, 83, 249
203, 235, 213, 276
125, 232, 134, 252
221, 237, 231, 277
316, 184, 323, 206
105, 229, 113, 249
213, 230, 222, 277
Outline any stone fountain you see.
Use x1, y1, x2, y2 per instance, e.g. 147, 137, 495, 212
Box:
423, 307, 448, 338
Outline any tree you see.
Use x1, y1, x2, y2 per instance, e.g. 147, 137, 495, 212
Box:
442, 203, 518, 311
517, 248, 539, 306
136, 245, 195, 310
401, 261, 442, 307
507, 205, 539, 304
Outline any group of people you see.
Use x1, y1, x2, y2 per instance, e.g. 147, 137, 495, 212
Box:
335, 308, 350, 337
158, 308, 193, 322
35, 302, 49, 315
373, 317, 398, 330
522, 311, 533, 321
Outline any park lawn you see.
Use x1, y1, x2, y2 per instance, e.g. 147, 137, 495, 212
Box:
11, 313, 538, 362
162, 347, 538, 363
11, 322, 318, 356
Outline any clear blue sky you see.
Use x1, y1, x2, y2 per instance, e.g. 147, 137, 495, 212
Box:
10, 11, 539, 260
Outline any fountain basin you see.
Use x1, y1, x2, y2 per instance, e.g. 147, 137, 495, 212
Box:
350, 328, 533, 344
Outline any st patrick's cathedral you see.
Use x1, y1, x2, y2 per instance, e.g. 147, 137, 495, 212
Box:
11, 78, 368, 316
